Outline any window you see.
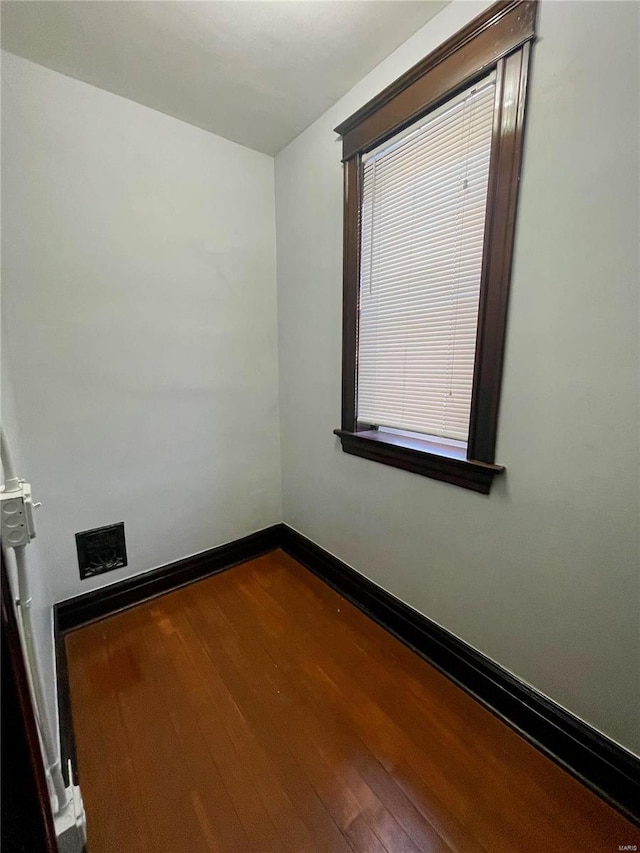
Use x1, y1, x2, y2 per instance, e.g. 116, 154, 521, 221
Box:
358, 77, 496, 443
334, 0, 537, 493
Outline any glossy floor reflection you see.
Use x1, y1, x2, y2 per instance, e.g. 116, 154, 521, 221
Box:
67, 550, 637, 852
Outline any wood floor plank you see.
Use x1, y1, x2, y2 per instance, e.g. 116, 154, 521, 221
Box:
127, 605, 260, 852
204, 563, 455, 853
183, 583, 355, 853
66, 551, 640, 853
152, 595, 320, 853
228, 557, 533, 851
185, 577, 430, 853
102, 609, 229, 852
228, 565, 475, 853
66, 624, 152, 853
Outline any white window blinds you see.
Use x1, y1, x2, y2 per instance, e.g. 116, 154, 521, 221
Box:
357, 75, 496, 443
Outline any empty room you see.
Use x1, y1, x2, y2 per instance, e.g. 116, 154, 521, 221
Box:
1, 1, 639, 851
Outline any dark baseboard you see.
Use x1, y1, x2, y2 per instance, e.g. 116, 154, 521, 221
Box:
54, 523, 283, 784
54, 611, 76, 789
279, 525, 640, 827
55, 524, 282, 633
54, 521, 640, 826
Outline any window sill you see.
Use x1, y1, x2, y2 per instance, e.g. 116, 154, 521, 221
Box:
333, 429, 505, 494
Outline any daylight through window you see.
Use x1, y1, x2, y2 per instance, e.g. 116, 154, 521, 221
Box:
357, 76, 496, 444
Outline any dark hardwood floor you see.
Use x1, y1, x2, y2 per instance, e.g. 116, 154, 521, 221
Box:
66, 550, 639, 852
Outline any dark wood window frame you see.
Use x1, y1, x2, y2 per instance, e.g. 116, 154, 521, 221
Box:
334, 0, 538, 494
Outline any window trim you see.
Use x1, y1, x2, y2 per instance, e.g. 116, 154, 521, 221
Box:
334, 0, 537, 494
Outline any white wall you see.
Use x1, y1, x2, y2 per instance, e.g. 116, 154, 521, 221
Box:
2, 51, 282, 604
275, 0, 640, 754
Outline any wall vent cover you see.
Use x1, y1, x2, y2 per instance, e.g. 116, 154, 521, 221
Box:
76, 522, 127, 579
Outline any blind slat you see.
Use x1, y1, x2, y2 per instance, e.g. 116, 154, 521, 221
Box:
357, 75, 496, 442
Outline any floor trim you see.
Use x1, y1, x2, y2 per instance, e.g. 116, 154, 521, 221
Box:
279, 525, 640, 827
55, 522, 640, 826
55, 524, 282, 633
54, 609, 76, 790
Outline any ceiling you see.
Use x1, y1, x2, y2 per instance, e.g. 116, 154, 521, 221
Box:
1, 1, 447, 155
